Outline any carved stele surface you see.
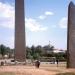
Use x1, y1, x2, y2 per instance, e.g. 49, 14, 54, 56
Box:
67, 2, 75, 68
15, 0, 26, 62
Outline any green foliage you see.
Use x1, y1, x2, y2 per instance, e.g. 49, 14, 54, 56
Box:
33, 53, 40, 60
35, 45, 42, 54
31, 45, 35, 56
0, 44, 11, 57
26, 44, 55, 60
26, 44, 67, 61
26, 47, 32, 59
0, 43, 67, 61
54, 52, 66, 61
0, 44, 6, 56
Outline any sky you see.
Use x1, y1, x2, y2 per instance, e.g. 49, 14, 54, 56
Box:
0, 0, 75, 50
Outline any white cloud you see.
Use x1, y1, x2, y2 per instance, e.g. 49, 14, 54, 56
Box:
0, 2, 47, 32
38, 11, 54, 20
38, 15, 46, 20
0, 2, 15, 29
45, 11, 54, 15
0, 2, 14, 18
59, 17, 67, 28
25, 18, 48, 32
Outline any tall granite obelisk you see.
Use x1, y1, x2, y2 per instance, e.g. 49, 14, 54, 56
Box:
15, 0, 26, 62
67, 1, 75, 68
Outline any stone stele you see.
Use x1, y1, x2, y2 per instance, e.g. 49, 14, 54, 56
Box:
15, 0, 26, 62
67, 1, 75, 68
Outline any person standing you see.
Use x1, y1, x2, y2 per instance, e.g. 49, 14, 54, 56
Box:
56, 59, 59, 67
35, 60, 40, 68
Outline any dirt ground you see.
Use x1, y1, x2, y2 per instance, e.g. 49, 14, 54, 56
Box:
0, 66, 56, 75
0, 65, 75, 75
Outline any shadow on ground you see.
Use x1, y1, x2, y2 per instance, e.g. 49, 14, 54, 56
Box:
0, 72, 15, 75
56, 72, 75, 75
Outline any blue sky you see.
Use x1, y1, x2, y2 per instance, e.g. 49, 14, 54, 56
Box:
0, 0, 75, 50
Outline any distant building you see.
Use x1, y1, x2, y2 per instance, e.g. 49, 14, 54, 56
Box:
53, 49, 66, 53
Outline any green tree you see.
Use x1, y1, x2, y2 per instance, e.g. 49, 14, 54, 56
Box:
33, 53, 40, 60
50, 46, 54, 51
0, 44, 6, 57
26, 46, 32, 59
30, 45, 42, 59
35, 45, 42, 55
31, 45, 35, 56
43, 45, 54, 56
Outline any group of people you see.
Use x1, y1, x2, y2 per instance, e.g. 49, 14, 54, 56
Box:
34, 59, 59, 68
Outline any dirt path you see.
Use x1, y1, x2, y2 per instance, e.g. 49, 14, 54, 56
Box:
0, 66, 57, 75
0, 66, 75, 75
